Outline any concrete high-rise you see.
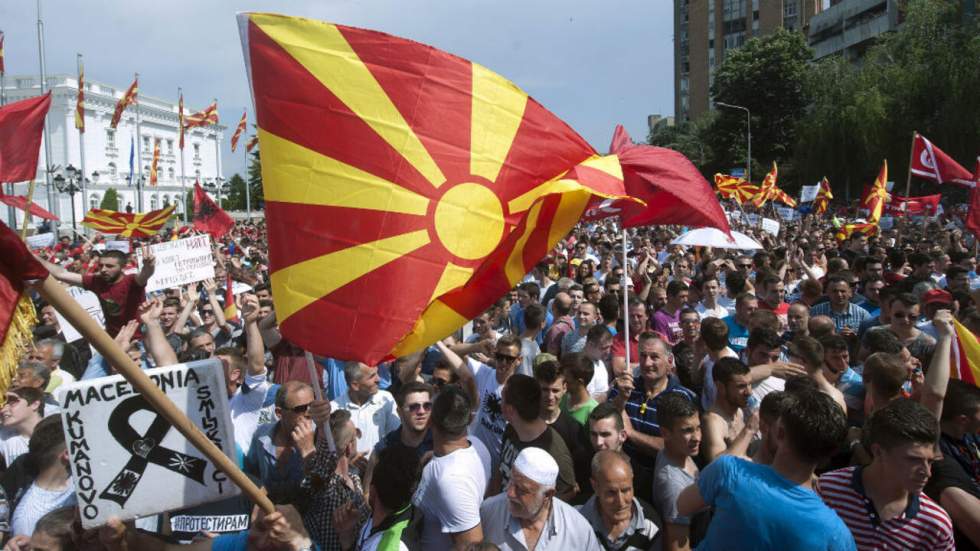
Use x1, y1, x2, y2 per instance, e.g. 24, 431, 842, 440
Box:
674, 0, 825, 122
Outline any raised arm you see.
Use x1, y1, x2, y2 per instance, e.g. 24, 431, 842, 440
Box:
202, 278, 230, 331
138, 298, 179, 367
258, 308, 283, 349
241, 294, 267, 377
172, 284, 200, 335
435, 340, 478, 412
921, 309, 953, 419
36, 255, 84, 286
135, 245, 156, 287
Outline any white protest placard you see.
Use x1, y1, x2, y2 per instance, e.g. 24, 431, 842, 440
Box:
53, 286, 105, 344
230, 281, 253, 296
776, 207, 799, 221
58, 359, 239, 528
761, 217, 781, 236
137, 235, 215, 292
26, 232, 56, 249
106, 240, 131, 253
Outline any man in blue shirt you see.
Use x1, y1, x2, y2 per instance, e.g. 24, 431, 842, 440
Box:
677, 388, 856, 551
722, 293, 757, 352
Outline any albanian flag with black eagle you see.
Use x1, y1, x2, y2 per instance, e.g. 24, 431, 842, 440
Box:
192, 183, 234, 239
240, 13, 727, 364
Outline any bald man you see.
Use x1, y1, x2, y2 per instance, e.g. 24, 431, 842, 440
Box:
808, 315, 836, 340
578, 450, 661, 550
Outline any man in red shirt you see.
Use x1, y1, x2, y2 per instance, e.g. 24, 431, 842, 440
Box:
41, 247, 155, 337
610, 298, 649, 377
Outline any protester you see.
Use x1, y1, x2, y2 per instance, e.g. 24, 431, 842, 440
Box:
579, 450, 661, 551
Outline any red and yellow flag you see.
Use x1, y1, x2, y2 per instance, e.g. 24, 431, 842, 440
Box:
835, 222, 878, 241
110, 77, 138, 129
223, 273, 239, 322
82, 204, 175, 238
245, 135, 258, 152
0, 32, 5, 74
713, 174, 758, 205
149, 139, 161, 186
861, 160, 889, 223
814, 176, 833, 215
951, 318, 980, 387
75, 57, 85, 132
230, 111, 247, 152
239, 13, 636, 363
178, 91, 185, 149
184, 101, 218, 129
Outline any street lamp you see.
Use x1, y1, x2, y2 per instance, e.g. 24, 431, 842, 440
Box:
714, 101, 752, 182
53, 164, 87, 232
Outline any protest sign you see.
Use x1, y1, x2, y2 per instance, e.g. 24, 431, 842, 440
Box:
58, 359, 239, 528
137, 235, 215, 292
106, 240, 131, 253
776, 207, 799, 221
761, 217, 781, 236
54, 286, 105, 344
231, 281, 253, 296
26, 232, 55, 249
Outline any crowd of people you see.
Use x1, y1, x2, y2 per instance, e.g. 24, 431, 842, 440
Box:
1, 208, 979, 551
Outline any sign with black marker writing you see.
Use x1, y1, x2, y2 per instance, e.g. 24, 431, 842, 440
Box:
136, 234, 215, 292
58, 359, 239, 528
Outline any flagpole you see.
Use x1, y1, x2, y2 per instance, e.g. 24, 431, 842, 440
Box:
244, 132, 251, 221
134, 72, 143, 212
178, 87, 187, 224
621, 227, 630, 370
36, 0, 56, 228
905, 130, 916, 198
20, 180, 37, 239
2, 56, 14, 226
76, 53, 87, 234
213, 98, 223, 209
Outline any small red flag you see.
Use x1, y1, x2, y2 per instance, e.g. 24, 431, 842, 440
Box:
178, 92, 185, 150
966, 187, 980, 240
0, 32, 5, 74
149, 139, 161, 186
245, 135, 258, 152
860, 160, 889, 224
0, 194, 58, 220
223, 273, 239, 322
0, 92, 51, 183
231, 111, 247, 152
75, 58, 85, 132
884, 194, 941, 217
184, 101, 219, 129
910, 132, 973, 187
192, 183, 234, 238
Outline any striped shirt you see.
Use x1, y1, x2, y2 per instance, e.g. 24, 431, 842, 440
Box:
816, 466, 954, 551
608, 375, 697, 438
809, 302, 871, 333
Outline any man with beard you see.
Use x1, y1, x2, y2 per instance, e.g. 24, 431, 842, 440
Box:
579, 450, 661, 550
480, 447, 600, 550
701, 358, 758, 464
40, 248, 155, 337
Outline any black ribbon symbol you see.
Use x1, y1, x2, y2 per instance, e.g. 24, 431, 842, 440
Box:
100, 395, 208, 507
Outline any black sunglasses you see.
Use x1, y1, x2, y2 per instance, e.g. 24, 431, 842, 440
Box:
495, 352, 519, 363
407, 402, 433, 413
287, 402, 312, 414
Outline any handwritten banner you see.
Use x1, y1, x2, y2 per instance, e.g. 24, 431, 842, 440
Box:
58, 359, 238, 528
137, 235, 214, 292
54, 286, 105, 344
26, 232, 56, 249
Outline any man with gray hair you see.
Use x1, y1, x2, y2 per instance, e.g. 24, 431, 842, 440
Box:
14, 360, 61, 416
330, 362, 400, 454
27, 338, 76, 391
579, 450, 661, 550
480, 447, 600, 550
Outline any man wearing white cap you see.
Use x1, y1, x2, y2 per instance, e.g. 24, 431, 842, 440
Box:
480, 447, 600, 551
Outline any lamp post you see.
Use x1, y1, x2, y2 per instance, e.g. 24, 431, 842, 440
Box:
53, 164, 87, 232
715, 101, 751, 182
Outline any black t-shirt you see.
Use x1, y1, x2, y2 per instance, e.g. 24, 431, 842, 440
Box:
498, 425, 575, 497
925, 455, 980, 551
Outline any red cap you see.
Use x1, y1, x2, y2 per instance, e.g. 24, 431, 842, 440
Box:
922, 289, 953, 306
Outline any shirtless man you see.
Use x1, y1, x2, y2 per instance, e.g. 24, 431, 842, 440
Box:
700, 357, 758, 464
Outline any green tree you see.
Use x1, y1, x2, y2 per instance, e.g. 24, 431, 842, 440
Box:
796, 0, 980, 199
247, 149, 264, 209
224, 174, 248, 210
708, 29, 814, 184
648, 112, 718, 173
100, 187, 119, 210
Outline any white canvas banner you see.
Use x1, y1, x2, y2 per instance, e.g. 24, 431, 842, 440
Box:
58, 359, 239, 528
761, 217, 781, 236
137, 235, 215, 292
26, 232, 56, 249
106, 240, 131, 253
799, 184, 819, 203
54, 286, 105, 344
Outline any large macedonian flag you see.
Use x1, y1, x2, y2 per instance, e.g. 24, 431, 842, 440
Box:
82, 204, 175, 238
240, 13, 636, 363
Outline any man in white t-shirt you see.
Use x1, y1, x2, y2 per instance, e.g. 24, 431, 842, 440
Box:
696, 276, 730, 320
439, 337, 521, 468
412, 385, 491, 549
228, 296, 279, 456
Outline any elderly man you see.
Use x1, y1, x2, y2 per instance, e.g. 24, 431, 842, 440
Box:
330, 362, 400, 454
27, 339, 76, 391
579, 450, 661, 551
480, 447, 601, 550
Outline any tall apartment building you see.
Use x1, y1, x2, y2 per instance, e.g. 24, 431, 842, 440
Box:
674, 0, 825, 122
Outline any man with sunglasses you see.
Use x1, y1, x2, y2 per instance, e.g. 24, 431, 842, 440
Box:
373, 381, 433, 459
437, 337, 522, 469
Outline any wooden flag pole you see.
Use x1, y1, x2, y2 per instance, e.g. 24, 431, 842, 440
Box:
905, 131, 916, 198
19, 180, 37, 239
36, 276, 274, 515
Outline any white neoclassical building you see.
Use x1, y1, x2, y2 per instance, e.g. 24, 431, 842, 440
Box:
2, 73, 225, 231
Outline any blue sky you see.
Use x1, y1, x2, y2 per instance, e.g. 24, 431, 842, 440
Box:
1, 0, 675, 179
